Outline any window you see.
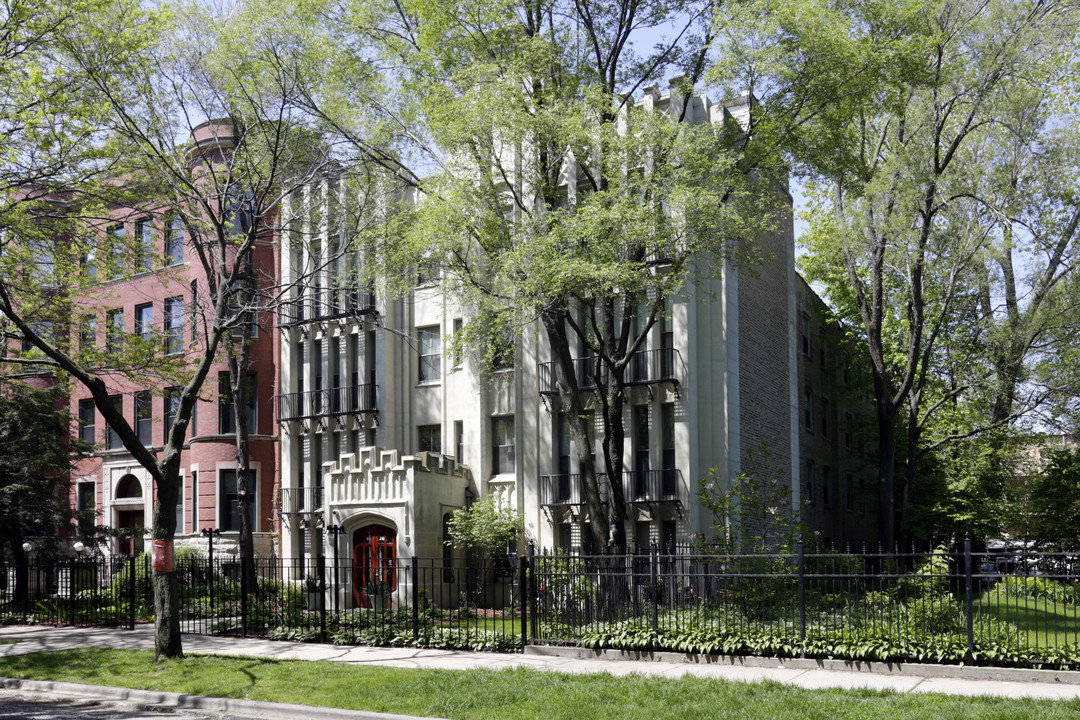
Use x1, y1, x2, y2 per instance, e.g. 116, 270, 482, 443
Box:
106, 309, 124, 356
135, 218, 153, 273
823, 465, 832, 506
819, 328, 828, 368
176, 475, 184, 534
804, 460, 816, 505
165, 216, 184, 266
633, 405, 650, 499
219, 372, 257, 434
800, 314, 811, 357
844, 412, 853, 450
452, 318, 463, 367
77, 482, 95, 512
164, 297, 184, 355
190, 471, 198, 533
79, 316, 96, 360
189, 280, 199, 346
454, 421, 464, 463
821, 397, 830, 437
107, 224, 125, 279
106, 395, 123, 450
492, 415, 515, 474
219, 469, 256, 532
845, 473, 855, 512
661, 403, 676, 497
418, 326, 441, 383
81, 237, 97, 280
164, 387, 180, 441
135, 391, 152, 445
803, 388, 813, 432
78, 399, 96, 444
418, 424, 441, 453
493, 333, 514, 370
135, 303, 153, 342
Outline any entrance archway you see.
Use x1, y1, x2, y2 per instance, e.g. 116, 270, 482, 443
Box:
352, 524, 396, 608
115, 475, 145, 556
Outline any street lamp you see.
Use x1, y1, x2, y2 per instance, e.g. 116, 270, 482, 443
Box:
326, 524, 346, 616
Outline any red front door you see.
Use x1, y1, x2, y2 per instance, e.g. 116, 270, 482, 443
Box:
352, 525, 397, 608
117, 510, 144, 556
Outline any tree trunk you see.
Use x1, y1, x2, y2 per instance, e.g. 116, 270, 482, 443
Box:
152, 572, 182, 661
876, 399, 897, 551
152, 462, 183, 659
541, 310, 607, 549
228, 344, 258, 593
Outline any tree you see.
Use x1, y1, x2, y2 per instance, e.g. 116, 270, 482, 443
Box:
0, 0, 364, 659
0, 380, 94, 601
716, 0, 1080, 547
290, 0, 781, 551
446, 495, 523, 559
1026, 446, 1080, 549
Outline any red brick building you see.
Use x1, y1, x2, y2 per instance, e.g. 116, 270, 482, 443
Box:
64, 121, 281, 559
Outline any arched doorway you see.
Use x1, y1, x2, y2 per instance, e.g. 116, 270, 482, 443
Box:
352, 524, 396, 608
114, 475, 144, 556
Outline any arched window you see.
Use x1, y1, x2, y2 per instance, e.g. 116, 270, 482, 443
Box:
116, 475, 143, 499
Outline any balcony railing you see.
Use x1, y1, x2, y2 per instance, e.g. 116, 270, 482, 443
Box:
276, 383, 378, 422
539, 348, 679, 395
539, 469, 682, 508
619, 468, 683, 504
277, 485, 324, 515
279, 288, 376, 327
540, 473, 611, 508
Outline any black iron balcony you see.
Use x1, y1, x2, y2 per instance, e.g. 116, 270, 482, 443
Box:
275, 383, 378, 422
279, 287, 376, 327
538, 348, 679, 395
619, 468, 683, 504
277, 486, 324, 515
540, 473, 611, 508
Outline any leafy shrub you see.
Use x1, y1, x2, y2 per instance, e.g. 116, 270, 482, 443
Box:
999, 575, 1078, 605
108, 554, 153, 612
268, 625, 322, 642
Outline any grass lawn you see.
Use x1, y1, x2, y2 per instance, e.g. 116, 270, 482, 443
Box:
976, 590, 1080, 648
0, 648, 1077, 719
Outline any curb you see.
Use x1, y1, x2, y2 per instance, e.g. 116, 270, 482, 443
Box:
0, 677, 445, 720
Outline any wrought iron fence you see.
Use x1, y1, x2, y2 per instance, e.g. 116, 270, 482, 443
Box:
4, 543, 1080, 667
529, 541, 1080, 666
0, 555, 142, 628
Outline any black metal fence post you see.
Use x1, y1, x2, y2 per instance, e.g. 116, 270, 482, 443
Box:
650, 541, 659, 637
240, 555, 249, 638
797, 540, 806, 654
68, 558, 76, 626
128, 554, 136, 630
411, 555, 419, 643
21, 556, 30, 622
964, 536, 974, 658
528, 545, 538, 640
317, 554, 327, 641
518, 557, 527, 651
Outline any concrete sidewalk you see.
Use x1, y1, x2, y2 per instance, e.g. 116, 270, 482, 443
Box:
1, 625, 1079, 718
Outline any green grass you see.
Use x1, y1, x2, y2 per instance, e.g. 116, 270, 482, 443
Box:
0, 648, 1077, 719
977, 590, 1080, 648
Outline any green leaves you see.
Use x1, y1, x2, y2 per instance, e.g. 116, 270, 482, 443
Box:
446, 495, 522, 558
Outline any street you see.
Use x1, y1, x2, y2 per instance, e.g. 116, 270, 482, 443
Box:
0, 688, 232, 720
